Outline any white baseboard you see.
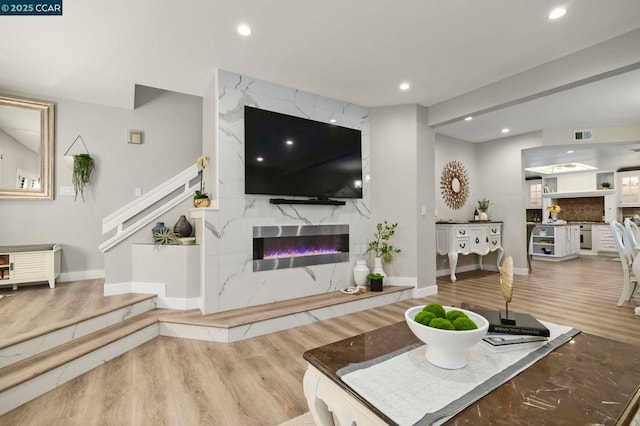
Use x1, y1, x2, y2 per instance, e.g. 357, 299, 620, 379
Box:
103, 281, 200, 310
436, 264, 478, 277
58, 269, 105, 283
413, 285, 438, 298
103, 281, 133, 295
385, 276, 417, 286
514, 267, 529, 276
156, 296, 200, 310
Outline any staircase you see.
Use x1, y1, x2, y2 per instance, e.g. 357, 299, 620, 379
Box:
0, 284, 417, 416
0, 295, 157, 416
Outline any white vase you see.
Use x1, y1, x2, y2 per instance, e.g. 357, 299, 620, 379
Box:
353, 260, 369, 286
372, 257, 386, 277
479, 211, 489, 221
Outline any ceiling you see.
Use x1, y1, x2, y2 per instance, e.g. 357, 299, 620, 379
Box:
436, 66, 640, 143
1, 0, 640, 112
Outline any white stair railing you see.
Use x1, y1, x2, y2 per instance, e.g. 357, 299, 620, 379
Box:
99, 164, 199, 252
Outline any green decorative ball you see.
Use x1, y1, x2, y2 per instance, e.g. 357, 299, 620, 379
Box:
445, 310, 468, 322
422, 303, 446, 319
429, 318, 455, 330
453, 317, 478, 330
414, 311, 436, 326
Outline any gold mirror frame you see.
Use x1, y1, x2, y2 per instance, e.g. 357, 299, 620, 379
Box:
0, 94, 54, 199
440, 160, 469, 210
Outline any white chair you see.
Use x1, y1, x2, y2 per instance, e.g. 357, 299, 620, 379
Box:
610, 220, 638, 306
624, 218, 640, 248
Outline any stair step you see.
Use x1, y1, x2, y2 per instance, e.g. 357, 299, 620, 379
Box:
158, 285, 415, 343
0, 311, 160, 415
0, 296, 156, 369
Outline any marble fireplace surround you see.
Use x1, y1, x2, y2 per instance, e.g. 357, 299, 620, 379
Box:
252, 224, 349, 271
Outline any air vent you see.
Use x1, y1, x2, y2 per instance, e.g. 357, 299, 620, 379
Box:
574, 129, 592, 141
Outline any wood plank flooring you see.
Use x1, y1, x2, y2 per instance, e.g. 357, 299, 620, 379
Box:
0, 256, 638, 425
0, 280, 154, 348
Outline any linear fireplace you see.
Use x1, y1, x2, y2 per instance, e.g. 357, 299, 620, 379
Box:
252, 225, 349, 271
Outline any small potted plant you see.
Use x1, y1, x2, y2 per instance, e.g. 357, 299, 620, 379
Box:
477, 198, 491, 220
366, 220, 401, 277
193, 155, 210, 208
601, 182, 611, 189
72, 153, 95, 202
367, 273, 384, 292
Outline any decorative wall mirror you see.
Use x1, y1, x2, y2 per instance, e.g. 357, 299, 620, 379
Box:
440, 160, 469, 209
0, 94, 54, 199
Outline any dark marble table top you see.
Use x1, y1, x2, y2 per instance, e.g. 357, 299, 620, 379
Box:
304, 321, 640, 425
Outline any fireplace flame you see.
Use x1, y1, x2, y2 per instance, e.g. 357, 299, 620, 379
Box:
263, 247, 342, 259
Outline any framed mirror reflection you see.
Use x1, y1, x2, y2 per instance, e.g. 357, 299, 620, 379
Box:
0, 94, 54, 199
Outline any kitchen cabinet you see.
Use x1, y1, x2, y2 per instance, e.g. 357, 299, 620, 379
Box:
436, 222, 504, 282
525, 179, 543, 209
618, 170, 640, 206
530, 225, 579, 261
0, 244, 61, 290
593, 224, 617, 253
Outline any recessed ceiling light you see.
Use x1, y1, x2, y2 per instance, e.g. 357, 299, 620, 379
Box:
285, 140, 294, 146
399, 82, 410, 91
237, 24, 252, 36
330, 119, 337, 123
464, 116, 473, 121
566, 150, 574, 154
256, 156, 264, 162
548, 7, 567, 20
501, 128, 510, 134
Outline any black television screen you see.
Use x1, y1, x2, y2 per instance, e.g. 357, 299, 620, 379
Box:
244, 106, 363, 199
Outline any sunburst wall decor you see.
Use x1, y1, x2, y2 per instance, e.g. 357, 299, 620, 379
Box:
440, 160, 469, 210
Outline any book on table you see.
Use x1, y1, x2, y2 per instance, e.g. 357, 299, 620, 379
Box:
473, 309, 550, 337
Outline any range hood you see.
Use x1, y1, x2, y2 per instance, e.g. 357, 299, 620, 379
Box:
542, 189, 615, 198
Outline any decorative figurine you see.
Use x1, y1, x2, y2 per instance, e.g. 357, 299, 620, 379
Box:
499, 256, 515, 325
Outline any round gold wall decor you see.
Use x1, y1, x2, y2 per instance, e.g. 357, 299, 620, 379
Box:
440, 161, 469, 210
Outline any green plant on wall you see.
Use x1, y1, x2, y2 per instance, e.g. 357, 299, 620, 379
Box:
73, 153, 95, 201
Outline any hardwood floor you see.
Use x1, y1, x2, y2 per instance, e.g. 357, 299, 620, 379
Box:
0, 256, 638, 425
0, 279, 153, 348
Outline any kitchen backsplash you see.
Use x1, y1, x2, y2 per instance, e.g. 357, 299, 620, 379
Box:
622, 207, 640, 221
556, 197, 605, 222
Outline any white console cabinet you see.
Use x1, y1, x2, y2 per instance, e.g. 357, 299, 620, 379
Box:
436, 222, 504, 282
0, 244, 61, 290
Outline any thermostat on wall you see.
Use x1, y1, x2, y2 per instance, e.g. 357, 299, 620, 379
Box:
128, 130, 144, 144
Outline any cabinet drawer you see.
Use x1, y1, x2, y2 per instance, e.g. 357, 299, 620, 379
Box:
456, 238, 470, 253
489, 226, 501, 235
488, 236, 501, 248
456, 228, 469, 237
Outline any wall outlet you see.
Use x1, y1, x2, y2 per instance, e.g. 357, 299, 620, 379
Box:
134, 187, 142, 197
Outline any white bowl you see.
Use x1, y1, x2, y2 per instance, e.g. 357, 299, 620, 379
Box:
404, 305, 489, 369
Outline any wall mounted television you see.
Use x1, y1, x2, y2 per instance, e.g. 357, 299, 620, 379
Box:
244, 106, 363, 202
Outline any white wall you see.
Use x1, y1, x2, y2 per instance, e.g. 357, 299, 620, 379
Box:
369, 104, 436, 288
543, 124, 640, 146
1, 86, 202, 279
476, 131, 543, 271
434, 133, 478, 221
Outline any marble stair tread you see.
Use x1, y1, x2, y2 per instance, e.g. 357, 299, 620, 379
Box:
0, 293, 156, 350
159, 285, 413, 328
0, 311, 159, 393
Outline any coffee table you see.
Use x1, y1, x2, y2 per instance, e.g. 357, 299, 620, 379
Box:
303, 321, 640, 425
